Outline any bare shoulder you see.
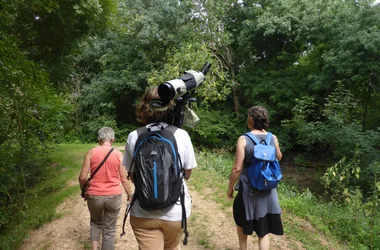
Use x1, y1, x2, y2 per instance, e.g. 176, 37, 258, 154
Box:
237, 135, 247, 145
238, 135, 246, 141
272, 134, 280, 143
86, 149, 93, 157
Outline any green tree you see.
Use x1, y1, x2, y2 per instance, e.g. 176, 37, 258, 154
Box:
0, 37, 68, 227
75, 0, 231, 139
1, 0, 116, 84
319, 2, 380, 130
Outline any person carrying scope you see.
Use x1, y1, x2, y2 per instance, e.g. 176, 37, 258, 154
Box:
122, 87, 197, 249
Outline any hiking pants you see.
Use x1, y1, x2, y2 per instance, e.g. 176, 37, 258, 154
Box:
130, 216, 182, 250
87, 195, 122, 250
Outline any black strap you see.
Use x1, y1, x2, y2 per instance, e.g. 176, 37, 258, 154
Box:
180, 183, 188, 245
165, 125, 178, 135
120, 195, 137, 237
88, 148, 114, 181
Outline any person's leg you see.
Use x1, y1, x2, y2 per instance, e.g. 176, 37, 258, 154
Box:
161, 220, 182, 250
101, 195, 122, 250
237, 226, 248, 250
130, 216, 164, 250
258, 234, 270, 250
87, 196, 106, 250
92, 241, 99, 250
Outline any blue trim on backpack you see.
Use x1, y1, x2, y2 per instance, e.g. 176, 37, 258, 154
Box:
153, 161, 158, 199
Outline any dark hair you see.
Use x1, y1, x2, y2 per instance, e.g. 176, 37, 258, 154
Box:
136, 87, 174, 125
248, 106, 269, 130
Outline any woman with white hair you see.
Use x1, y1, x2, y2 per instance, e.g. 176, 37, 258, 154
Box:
79, 127, 133, 250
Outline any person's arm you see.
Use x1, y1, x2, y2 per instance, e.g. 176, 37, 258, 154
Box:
227, 136, 246, 199
78, 150, 92, 188
273, 135, 282, 161
181, 130, 196, 180
118, 152, 134, 201
184, 169, 192, 180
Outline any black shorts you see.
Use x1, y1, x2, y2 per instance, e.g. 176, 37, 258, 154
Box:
233, 186, 284, 237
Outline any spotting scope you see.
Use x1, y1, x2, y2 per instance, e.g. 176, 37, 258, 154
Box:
157, 62, 212, 104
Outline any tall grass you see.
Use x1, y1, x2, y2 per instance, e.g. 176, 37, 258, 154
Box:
279, 185, 380, 250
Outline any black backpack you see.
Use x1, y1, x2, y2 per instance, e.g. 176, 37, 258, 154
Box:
121, 124, 189, 244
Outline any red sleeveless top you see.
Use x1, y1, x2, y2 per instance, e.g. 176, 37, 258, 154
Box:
87, 146, 122, 196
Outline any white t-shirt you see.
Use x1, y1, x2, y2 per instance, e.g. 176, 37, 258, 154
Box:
122, 122, 197, 221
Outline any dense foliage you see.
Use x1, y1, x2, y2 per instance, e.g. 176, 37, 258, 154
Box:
0, 0, 115, 230
1, 0, 379, 248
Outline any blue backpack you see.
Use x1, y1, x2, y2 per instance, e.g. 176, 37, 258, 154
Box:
244, 132, 282, 190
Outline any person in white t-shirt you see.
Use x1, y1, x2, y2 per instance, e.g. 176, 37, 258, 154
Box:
122, 87, 197, 250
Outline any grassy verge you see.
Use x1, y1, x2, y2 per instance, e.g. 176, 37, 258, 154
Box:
0, 143, 95, 250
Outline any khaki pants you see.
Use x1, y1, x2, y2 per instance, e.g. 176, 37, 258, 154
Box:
87, 195, 122, 250
130, 216, 183, 250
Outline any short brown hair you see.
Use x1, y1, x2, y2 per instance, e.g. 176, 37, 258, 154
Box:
136, 87, 174, 125
248, 106, 269, 130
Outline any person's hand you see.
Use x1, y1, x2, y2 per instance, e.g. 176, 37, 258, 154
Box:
127, 192, 134, 202
227, 188, 234, 200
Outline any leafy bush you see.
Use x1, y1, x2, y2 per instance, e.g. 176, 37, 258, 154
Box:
282, 84, 380, 170
320, 158, 380, 249
0, 37, 67, 230
187, 108, 245, 151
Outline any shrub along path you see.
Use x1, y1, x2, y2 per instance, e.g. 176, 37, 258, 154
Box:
18, 145, 337, 250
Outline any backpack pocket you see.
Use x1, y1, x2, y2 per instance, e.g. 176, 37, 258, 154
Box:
253, 144, 276, 162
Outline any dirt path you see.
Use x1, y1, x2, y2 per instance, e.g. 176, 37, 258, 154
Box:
20, 145, 311, 250
19, 178, 306, 250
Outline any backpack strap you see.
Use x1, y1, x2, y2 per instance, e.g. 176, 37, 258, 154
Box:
164, 125, 188, 244
89, 148, 114, 180
166, 125, 188, 244
265, 132, 273, 145
120, 194, 137, 238
129, 126, 150, 176
180, 183, 188, 245
164, 124, 178, 135
244, 132, 260, 145
136, 126, 148, 136
245, 132, 273, 145
81, 148, 114, 199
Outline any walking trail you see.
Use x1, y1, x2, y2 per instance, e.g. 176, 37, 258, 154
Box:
19, 147, 330, 250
